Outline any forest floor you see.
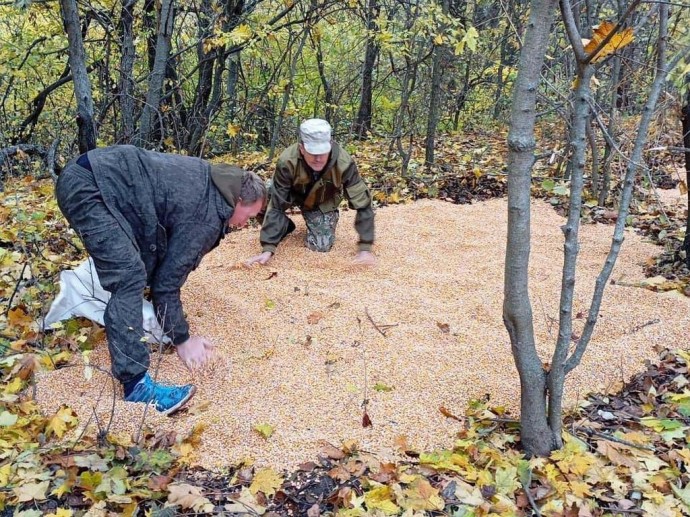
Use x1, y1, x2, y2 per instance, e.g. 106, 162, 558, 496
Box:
1, 130, 690, 515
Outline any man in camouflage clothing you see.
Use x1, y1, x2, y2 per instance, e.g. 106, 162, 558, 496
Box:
245, 119, 375, 266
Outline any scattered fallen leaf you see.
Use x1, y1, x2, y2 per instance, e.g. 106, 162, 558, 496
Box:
249, 468, 283, 496
307, 311, 324, 324
439, 406, 463, 422
253, 423, 274, 439
373, 382, 393, 392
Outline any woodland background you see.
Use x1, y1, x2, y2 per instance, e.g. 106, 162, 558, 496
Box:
2, 0, 690, 515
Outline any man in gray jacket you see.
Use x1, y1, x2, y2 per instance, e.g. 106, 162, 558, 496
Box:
56, 145, 266, 415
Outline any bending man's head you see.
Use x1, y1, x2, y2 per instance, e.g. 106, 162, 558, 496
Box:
230, 170, 266, 227
210, 164, 267, 227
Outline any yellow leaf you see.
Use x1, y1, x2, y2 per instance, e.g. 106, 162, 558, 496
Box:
364, 485, 400, 515
253, 423, 274, 439
7, 306, 33, 329
51, 479, 73, 498
175, 442, 195, 464
228, 24, 252, 45
401, 478, 444, 511
0, 463, 11, 486
46, 509, 73, 517
249, 468, 283, 496
569, 480, 591, 498
226, 123, 241, 137
4, 377, 23, 394
433, 34, 444, 45
584, 21, 634, 63
46, 406, 78, 439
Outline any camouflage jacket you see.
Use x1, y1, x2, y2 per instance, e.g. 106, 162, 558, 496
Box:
260, 142, 375, 253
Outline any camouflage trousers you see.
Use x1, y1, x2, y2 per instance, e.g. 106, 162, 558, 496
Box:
302, 209, 340, 252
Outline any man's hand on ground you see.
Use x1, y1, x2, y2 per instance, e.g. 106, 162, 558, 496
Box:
353, 250, 376, 266
244, 251, 273, 266
177, 336, 215, 371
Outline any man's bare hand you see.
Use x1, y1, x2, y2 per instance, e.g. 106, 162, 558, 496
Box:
353, 250, 376, 266
177, 336, 215, 371
244, 251, 273, 266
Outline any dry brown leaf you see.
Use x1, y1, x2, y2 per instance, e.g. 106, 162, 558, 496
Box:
437, 322, 450, 333
439, 406, 463, 422
307, 311, 324, 324
319, 441, 345, 460
167, 483, 213, 512
328, 465, 351, 482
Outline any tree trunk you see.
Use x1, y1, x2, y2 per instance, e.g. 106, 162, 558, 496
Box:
268, 29, 308, 161
313, 33, 333, 122
424, 0, 449, 166
548, 62, 595, 442
136, 0, 175, 148
118, 0, 137, 144
353, 0, 379, 139
682, 75, 690, 268
565, 1, 672, 375
503, 0, 559, 457
60, 0, 97, 152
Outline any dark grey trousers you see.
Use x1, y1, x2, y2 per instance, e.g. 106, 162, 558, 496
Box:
56, 163, 150, 384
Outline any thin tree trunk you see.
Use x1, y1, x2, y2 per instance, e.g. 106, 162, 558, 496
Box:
548, 59, 594, 443
682, 75, 690, 268
313, 33, 333, 122
136, 0, 175, 148
587, 113, 600, 199
424, 0, 449, 166
268, 29, 308, 161
353, 0, 379, 139
118, 0, 137, 144
60, 0, 97, 152
565, 2, 676, 373
503, 0, 558, 458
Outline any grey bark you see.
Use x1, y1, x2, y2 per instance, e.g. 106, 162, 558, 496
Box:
268, 29, 309, 161
565, 2, 677, 373
353, 0, 379, 139
681, 75, 690, 268
597, 55, 620, 205
424, 0, 449, 166
60, 0, 97, 152
118, 0, 137, 144
503, 0, 558, 457
136, 0, 175, 148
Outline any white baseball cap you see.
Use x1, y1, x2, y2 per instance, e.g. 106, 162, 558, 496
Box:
299, 119, 332, 155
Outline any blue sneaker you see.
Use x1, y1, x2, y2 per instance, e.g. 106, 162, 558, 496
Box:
124, 373, 196, 415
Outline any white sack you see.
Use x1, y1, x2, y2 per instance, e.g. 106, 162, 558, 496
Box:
44, 258, 170, 343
